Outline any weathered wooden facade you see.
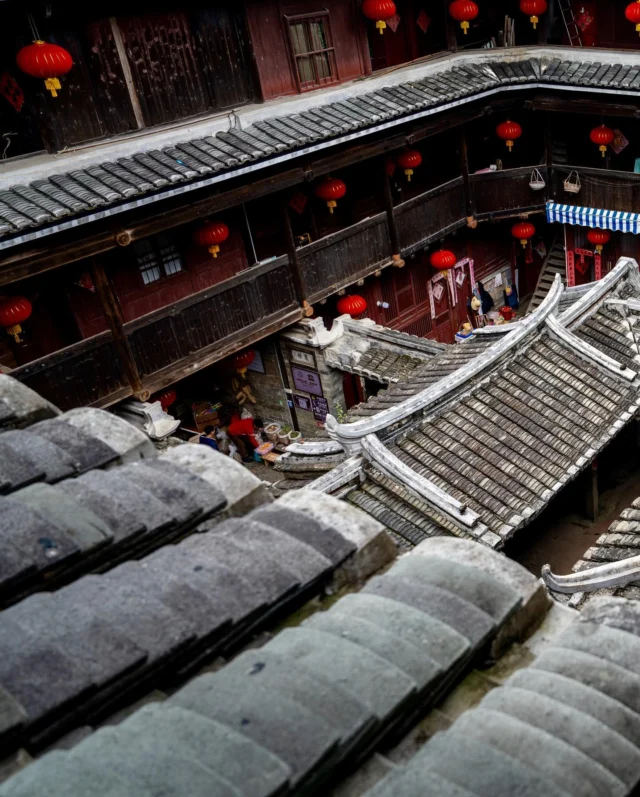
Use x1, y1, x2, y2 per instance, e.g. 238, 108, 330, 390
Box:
4, 0, 640, 411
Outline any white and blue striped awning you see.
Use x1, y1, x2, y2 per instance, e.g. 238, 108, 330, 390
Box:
546, 201, 640, 234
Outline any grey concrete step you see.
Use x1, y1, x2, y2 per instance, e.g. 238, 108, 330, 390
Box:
170, 669, 340, 786
263, 627, 417, 723
119, 704, 291, 797
452, 709, 625, 797
481, 686, 640, 788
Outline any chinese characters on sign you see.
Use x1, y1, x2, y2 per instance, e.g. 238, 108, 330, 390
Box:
292, 367, 324, 397
311, 397, 330, 422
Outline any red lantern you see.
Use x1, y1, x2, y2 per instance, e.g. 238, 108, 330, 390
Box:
590, 125, 615, 158
449, 0, 479, 33
232, 350, 256, 375
193, 221, 230, 258
315, 177, 347, 214
512, 222, 535, 248
396, 149, 423, 182
496, 120, 522, 152
430, 250, 457, 271
337, 295, 368, 317
16, 40, 73, 98
587, 229, 611, 253
362, 0, 397, 33
0, 296, 32, 343
626, 0, 640, 33
520, 0, 547, 28
157, 389, 177, 411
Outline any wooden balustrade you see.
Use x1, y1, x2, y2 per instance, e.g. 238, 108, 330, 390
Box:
471, 167, 548, 219
394, 178, 466, 255
551, 166, 640, 212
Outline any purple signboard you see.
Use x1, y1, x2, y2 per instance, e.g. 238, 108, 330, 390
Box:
294, 394, 312, 412
292, 367, 323, 397
311, 396, 329, 422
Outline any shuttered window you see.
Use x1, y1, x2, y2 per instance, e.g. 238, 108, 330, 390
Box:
286, 12, 338, 91
134, 234, 183, 286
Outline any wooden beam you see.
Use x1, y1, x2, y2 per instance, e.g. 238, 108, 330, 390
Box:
383, 161, 401, 260
530, 94, 640, 118
90, 260, 145, 397
458, 128, 475, 220
544, 112, 555, 201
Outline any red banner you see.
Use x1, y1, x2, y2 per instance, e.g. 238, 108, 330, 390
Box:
566, 250, 575, 287
594, 253, 602, 281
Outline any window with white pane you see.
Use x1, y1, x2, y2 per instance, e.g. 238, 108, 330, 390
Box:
286, 12, 338, 92
134, 234, 183, 286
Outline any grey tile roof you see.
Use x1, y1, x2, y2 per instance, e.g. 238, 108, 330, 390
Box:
0, 53, 637, 244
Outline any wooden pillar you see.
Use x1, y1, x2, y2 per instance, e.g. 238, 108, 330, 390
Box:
544, 113, 555, 201
90, 260, 145, 398
445, 0, 458, 52
459, 129, 475, 222
282, 202, 313, 316
584, 458, 599, 523
383, 163, 404, 267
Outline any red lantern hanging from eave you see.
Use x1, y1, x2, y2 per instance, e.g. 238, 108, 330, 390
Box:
16, 40, 73, 98
520, 0, 547, 28
0, 296, 32, 343
193, 221, 230, 258
232, 350, 256, 376
362, 0, 397, 33
315, 177, 347, 214
590, 124, 615, 157
430, 249, 457, 271
337, 294, 368, 317
512, 222, 535, 248
157, 389, 177, 411
626, 0, 640, 34
587, 229, 611, 253
449, 0, 479, 33
496, 120, 522, 152
396, 149, 423, 181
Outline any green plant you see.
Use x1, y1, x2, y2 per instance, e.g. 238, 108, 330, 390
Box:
334, 402, 348, 423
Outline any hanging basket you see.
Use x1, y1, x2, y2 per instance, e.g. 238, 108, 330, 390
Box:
563, 171, 581, 195
529, 168, 546, 191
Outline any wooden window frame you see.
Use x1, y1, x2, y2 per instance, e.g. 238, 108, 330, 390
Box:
284, 11, 339, 93
133, 234, 184, 288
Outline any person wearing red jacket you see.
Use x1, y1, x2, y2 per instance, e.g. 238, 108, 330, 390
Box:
227, 414, 263, 461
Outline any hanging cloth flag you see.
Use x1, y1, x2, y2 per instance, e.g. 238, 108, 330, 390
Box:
612, 129, 629, 155
575, 8, 593, 30
0, 72, 24, 113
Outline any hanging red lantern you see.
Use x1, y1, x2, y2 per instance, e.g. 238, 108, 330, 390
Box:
512, 222, 535, 248
337, 295, 368, 317
193, 221, 230, 258
315, 177, 347, 214
16, 40, 73, 98
520, 0, 547, 28
626, 0, 640, 34
396, 149, 423, 182
362, 0, 397, 33
587, 229, 611, 253
496, 120, 522, 152
449, 0, 479, 33
0, 296, 32, 343
231, 350, 256, 376
590, 125, 615, 158
430, 250, 457, 271
156, 389, 177, 411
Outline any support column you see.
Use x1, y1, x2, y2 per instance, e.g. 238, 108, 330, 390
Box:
90, 259, 146, 399
459, 129, 475, 224
282, 202, 313, 317
383, 163, 404, 267
544, 113, 555, 201
584, 458, 599, 523
445, 0, 458, 52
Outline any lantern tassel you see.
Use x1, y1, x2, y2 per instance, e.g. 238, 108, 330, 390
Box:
600, 145, 607, 157
405, 169, 413, 181
327, 200, 337, 214
7, 324, 23, 343
208, 245, 220, 258
44, 77, 61, 98
530, 15, 538, 27
637, 22, 640, 31
376, 20, 386, 33
461, 20, 469, 33
507, 140, 514, 151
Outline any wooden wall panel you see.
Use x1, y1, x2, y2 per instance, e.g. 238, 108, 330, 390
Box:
552, 168, 640, 213
395, 178, 466, 255
471, 167, 547, 218
245, 0, 367, 100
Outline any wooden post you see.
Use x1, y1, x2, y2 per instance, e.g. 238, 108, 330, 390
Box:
90, 259, 146, 398
282, 202, 313, 317
584, 458, 599, 522
383, 162, 404, 267
544, 113, 555, 201
459, 129, 475, 222
445, 0, 458, 52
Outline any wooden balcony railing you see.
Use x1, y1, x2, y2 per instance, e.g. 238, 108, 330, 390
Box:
551, 166, 640, 212
471, 166, 548, 219
395, 177, 467, 255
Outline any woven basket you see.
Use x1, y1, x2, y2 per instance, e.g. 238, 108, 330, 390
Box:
529, 169, 546, 191
564, 171, 581, 194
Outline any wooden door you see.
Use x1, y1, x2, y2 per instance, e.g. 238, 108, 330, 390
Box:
431, 275, 453, 343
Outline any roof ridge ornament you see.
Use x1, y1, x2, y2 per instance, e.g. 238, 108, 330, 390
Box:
325, 274, 564, 451
541, 556, 640, 594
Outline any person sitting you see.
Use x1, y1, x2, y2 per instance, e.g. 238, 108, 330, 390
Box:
228, 414, 263, 462
198, 426, 219, 451
504, 284, 520, 311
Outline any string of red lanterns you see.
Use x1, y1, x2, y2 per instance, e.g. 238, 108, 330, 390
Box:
361, 0, 397, 34
193, 221, 229, 258
0, 296, 32, 343
449, 0, 479, 34
587, 229, 611, 253
520, 0, 547, 29
337, 295, 368, 317
315, 177, 347, 214
626, 0, 640, 34
16, 40, 73, 98
396, 149, 423, 181
512, 222, 536, 248
496, 120, 522, 152
590, 124, 615, 158
430, 250, 457, 271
